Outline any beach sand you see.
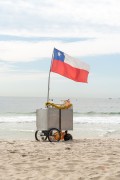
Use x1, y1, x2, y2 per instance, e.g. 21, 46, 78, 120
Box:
1, 139, 120, 180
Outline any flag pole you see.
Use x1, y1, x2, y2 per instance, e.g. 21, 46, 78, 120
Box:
47, 68, 51, 102
47, 51, 53, 102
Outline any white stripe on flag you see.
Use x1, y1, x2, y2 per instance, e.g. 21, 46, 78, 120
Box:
64, 53, 90, 71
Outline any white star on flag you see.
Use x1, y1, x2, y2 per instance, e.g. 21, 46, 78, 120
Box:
58, 52, 61, 56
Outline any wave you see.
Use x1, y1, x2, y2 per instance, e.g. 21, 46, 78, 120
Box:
74, 116, 120, 124
0, 115, 35, 123
0, 115, 120, 124
0, 111, 120, 116
74, 111, 120, 116
0, 112, 36, 116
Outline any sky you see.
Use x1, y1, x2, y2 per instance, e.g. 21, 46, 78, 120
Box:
0, 0, 120, 98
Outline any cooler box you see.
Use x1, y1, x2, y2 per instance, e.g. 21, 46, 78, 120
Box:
36, 107, 73, 131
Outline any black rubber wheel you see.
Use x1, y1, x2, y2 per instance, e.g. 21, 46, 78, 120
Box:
64, 133, 73, 141
48, 128, 61, 142
35, 130, 47, 141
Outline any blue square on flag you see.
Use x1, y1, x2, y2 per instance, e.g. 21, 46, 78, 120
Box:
53, 48, 65, 62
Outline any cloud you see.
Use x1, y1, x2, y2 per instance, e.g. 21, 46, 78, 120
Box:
0, 0, 120, 37
0, 61, 15, 72
0, 0, 120, 97
0, 35, 120, 62
0, 41, 53, 62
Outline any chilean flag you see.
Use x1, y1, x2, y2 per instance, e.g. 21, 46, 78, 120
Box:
50, 48, 90, 83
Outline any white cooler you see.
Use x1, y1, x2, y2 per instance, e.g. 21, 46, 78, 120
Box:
36, 107, 73, 131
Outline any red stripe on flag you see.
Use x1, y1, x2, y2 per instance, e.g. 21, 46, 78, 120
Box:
51, 59, 89, 83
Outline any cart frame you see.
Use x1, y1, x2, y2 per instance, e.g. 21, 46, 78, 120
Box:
35, 107, 73, 142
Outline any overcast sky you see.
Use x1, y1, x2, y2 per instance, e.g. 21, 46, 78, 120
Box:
0, 0, 120, 98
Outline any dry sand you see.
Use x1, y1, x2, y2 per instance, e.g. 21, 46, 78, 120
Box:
0, 139, 120, 180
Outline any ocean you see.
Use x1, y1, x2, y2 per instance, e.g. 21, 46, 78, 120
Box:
0, 97, 120, 140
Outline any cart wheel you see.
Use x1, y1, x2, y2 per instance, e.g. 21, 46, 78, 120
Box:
64, 133, 73, 141
35, 130, 47, 141
48, 128, 61, 142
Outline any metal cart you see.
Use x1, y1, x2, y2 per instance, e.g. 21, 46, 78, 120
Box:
35, 106, 73, 142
